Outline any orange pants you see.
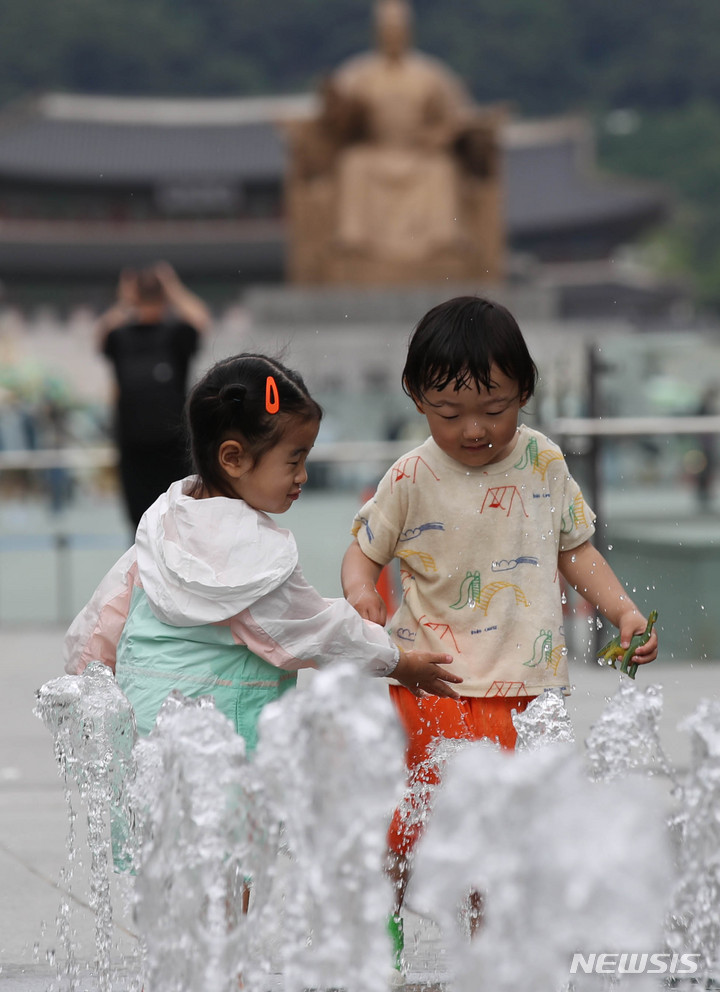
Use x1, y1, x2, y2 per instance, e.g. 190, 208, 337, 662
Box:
387, 685, 532, 856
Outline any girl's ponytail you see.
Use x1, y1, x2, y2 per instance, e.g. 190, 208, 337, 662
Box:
218, 383, 248, 408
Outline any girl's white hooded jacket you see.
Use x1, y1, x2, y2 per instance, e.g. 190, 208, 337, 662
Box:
63, 478, 399, 740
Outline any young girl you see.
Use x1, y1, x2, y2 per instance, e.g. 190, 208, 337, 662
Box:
63, 354, 461, 748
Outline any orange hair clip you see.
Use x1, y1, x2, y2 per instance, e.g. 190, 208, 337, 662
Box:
265, 375, 280, 414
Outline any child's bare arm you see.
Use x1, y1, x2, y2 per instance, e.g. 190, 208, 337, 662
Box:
341, 539, 388, 624
558, 541, 658, 664
341, 541, 462, 696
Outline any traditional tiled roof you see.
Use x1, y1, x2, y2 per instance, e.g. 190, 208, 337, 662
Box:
0, 94, 668, 283
0, 95, 664, 230
503, 116, 665, 237
0, 94, 313, 184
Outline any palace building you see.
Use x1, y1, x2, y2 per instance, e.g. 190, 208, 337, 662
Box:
0, 92, 669, 313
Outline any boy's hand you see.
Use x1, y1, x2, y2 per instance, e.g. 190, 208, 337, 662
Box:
347, 585, 387, 625
393, 652, 462, 699
618, 610, 658, 665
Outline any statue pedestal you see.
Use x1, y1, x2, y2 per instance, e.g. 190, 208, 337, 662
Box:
236, 281, 559, 407
318, 243, 494, 288
243, 282, 557, 330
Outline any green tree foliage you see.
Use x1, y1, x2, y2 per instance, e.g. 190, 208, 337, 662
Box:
599, 103, 720, 310
2, 0, 719, 110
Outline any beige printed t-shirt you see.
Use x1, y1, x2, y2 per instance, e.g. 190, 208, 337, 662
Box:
352, 426, 596, 697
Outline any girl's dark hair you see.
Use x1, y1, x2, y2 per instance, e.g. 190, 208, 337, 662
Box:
186, 354, 322, 498
402, 296, 538, 401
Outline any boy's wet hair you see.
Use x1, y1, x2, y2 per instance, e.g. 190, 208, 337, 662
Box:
186, 354, 322, 498
402, 296, 538, 401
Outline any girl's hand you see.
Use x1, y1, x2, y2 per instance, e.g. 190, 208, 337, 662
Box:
618, 610, 658, 665
347, 585, 387, 624
393, 652, 462, 699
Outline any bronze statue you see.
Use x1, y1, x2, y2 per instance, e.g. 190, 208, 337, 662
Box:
285, 0, 505, 285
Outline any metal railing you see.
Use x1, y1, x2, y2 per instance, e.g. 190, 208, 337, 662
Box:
0, 414, 717, 474
0, 445, 117, 471
0, 416, 716, 624
550, 415, 720, 438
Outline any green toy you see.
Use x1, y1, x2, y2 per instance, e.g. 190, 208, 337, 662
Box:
596, 610, 658, 679
387, 913, 404, 974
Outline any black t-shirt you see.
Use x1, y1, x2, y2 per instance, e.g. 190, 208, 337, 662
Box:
102, 319, 199, 448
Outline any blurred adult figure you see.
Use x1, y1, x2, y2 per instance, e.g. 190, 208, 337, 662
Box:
97, 262, 211, 531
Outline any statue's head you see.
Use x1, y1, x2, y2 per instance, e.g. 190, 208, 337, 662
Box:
374, 0, 413, 60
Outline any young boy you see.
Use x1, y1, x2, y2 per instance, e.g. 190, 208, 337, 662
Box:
341, 296, 658, 962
